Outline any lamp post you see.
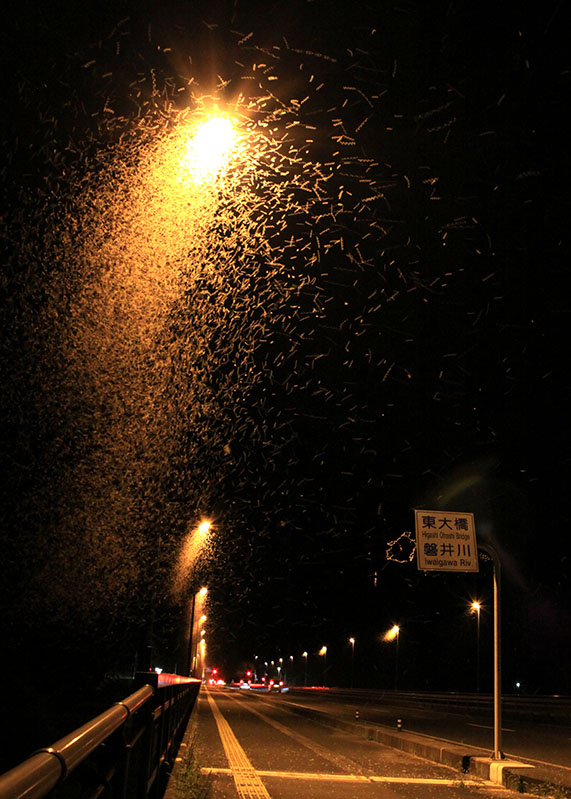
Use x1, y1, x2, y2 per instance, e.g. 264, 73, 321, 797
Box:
177, 518, 212, 675
319, 646, 327, 686
395, 627, 400, 691
349, 638, 355, 689
383, 625, 400, 690
478, 543, 503, 760
471, 601, 481, 694
302, 651, 308, 686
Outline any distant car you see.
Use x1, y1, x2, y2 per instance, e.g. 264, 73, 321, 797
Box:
239, 681, 251, 689
268, 680, 288, 693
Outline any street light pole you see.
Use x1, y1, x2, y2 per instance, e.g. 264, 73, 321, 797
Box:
190, 586, 208, 678
395, 627, 400, 691
187, 591, 196, 676
383, 625, 400, 690
319, 646, 327, 686
471, 601, 481, 694
479, 543, 502, 761
349, 638, 355, 689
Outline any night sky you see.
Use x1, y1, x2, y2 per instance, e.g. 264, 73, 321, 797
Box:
1, 0, 570, 765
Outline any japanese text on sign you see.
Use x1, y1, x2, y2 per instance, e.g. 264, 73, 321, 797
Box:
414, 509, 478, 572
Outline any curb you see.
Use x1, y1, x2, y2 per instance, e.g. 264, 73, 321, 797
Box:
281, 699, 571, 796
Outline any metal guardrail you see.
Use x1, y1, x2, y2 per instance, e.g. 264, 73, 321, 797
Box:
0, 673, 201, 799
293, 687, 571, 722
388, 690, 571, 718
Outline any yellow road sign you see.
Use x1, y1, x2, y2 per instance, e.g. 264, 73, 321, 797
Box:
415, 509, 478, 572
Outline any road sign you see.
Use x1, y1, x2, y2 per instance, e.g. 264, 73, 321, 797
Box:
414, 509, 478, 572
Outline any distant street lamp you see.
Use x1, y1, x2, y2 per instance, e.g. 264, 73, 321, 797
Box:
319, 646, 327, 686
169, 518, 212, 675
198, 636, 207, 682
190, 585, 208, 678
471, 601, 482, 693
302, 651, 308, 686
383, 625, 400, 690
349, 638, 356, 688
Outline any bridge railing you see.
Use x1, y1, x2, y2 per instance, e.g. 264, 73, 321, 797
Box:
293, 687, 571, 722
0, 673, 201, 799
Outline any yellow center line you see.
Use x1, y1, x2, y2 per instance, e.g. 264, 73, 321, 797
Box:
206, 689, 271, 799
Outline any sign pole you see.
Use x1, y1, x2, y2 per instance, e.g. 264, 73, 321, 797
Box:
479, 543, 502, 760
414, 510, 503, 760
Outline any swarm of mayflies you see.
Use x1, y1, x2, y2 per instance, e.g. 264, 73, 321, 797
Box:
2, 2, 550, 672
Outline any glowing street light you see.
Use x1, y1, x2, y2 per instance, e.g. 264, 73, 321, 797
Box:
302, 651, 308, 686
190, 586, 208, 678
198, 635, 207, 682
383, 625, 399, 643
181, 115, 239, 187
173, 522, 212, 597
471, 600, 482, 693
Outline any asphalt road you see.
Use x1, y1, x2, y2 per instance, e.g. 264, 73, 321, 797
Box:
185, 687, 523, 798
282, 689, 571, 770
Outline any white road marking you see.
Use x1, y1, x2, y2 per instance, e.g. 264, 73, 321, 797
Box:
201, 767, 483, 786
468, 723, 516, 732
228, 690, 363, 774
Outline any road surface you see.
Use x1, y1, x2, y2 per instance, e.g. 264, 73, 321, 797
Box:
183, 686, 523, 798
283, 688, 571, 770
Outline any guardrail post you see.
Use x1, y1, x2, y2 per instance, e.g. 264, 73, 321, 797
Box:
134, 671, 159, 799
116, 732, 132, 799
166, 684, 178, 771
155, 683, 169, 799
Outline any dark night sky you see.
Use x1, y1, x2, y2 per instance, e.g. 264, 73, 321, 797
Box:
1, 1, 570, 761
